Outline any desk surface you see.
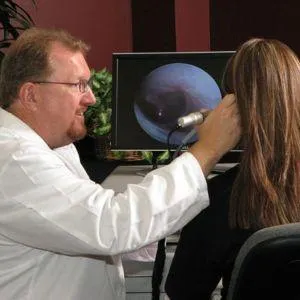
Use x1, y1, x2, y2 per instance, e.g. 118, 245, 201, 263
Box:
101, 163, 238, 193
101, 165, 153, 193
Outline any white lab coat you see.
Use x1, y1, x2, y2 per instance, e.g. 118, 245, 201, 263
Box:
0, 108, 209, 300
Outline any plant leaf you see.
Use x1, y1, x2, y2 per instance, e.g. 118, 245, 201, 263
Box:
141, 151, 153, 164
157, 150, 170, 163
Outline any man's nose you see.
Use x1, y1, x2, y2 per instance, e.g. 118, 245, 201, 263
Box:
84, 88, 97, 106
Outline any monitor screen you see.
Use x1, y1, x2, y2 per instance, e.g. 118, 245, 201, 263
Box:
111, 51, 235, 153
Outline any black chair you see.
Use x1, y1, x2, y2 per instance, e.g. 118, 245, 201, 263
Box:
227, 222, 300, 300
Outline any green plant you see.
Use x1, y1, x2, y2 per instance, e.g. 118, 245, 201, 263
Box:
85, 68, 112, 137
0, 0, 36, 63
140, 150, 170, 165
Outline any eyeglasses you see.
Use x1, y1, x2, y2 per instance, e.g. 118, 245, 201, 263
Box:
32, 78, 93, 93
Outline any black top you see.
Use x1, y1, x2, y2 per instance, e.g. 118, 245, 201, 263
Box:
165, 166, 255, 299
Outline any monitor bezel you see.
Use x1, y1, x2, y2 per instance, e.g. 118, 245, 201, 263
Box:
111, 51, 236, 152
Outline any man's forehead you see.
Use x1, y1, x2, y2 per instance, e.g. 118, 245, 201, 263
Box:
49, 43, 84, 71
49, 42, 78, 62
48, 42, 90, 79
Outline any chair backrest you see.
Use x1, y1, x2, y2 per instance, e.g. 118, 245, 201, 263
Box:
227, 222, 300, 300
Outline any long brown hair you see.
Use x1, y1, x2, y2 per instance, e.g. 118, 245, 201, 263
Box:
223, 38, 300, 229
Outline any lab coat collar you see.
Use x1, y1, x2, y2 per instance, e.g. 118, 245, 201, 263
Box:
0, 107, 50, 150
0, 108, 90, 178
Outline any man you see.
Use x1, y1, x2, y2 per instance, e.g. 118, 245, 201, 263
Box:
0, 27, 240, 299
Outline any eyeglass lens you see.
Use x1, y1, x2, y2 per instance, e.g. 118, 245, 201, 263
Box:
79, 79, 93, 93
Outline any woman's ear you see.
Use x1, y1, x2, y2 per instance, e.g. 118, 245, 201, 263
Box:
18, 82, 39, 111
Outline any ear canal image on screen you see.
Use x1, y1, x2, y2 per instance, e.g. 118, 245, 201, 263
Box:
133, 63, 221, 145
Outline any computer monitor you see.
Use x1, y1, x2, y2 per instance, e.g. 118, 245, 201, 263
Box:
111, 51, 236, 156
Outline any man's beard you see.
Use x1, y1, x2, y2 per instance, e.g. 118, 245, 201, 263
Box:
67, 119, 87, 142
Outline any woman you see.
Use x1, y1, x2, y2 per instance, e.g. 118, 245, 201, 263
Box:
165, 38, 300, 299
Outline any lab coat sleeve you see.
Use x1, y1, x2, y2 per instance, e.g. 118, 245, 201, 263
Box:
0, 143, 209, 256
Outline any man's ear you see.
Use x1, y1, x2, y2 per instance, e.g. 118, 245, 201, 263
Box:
18, 82, 39, 111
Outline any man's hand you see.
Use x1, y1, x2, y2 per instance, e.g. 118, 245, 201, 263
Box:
189, 94, 241, 176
